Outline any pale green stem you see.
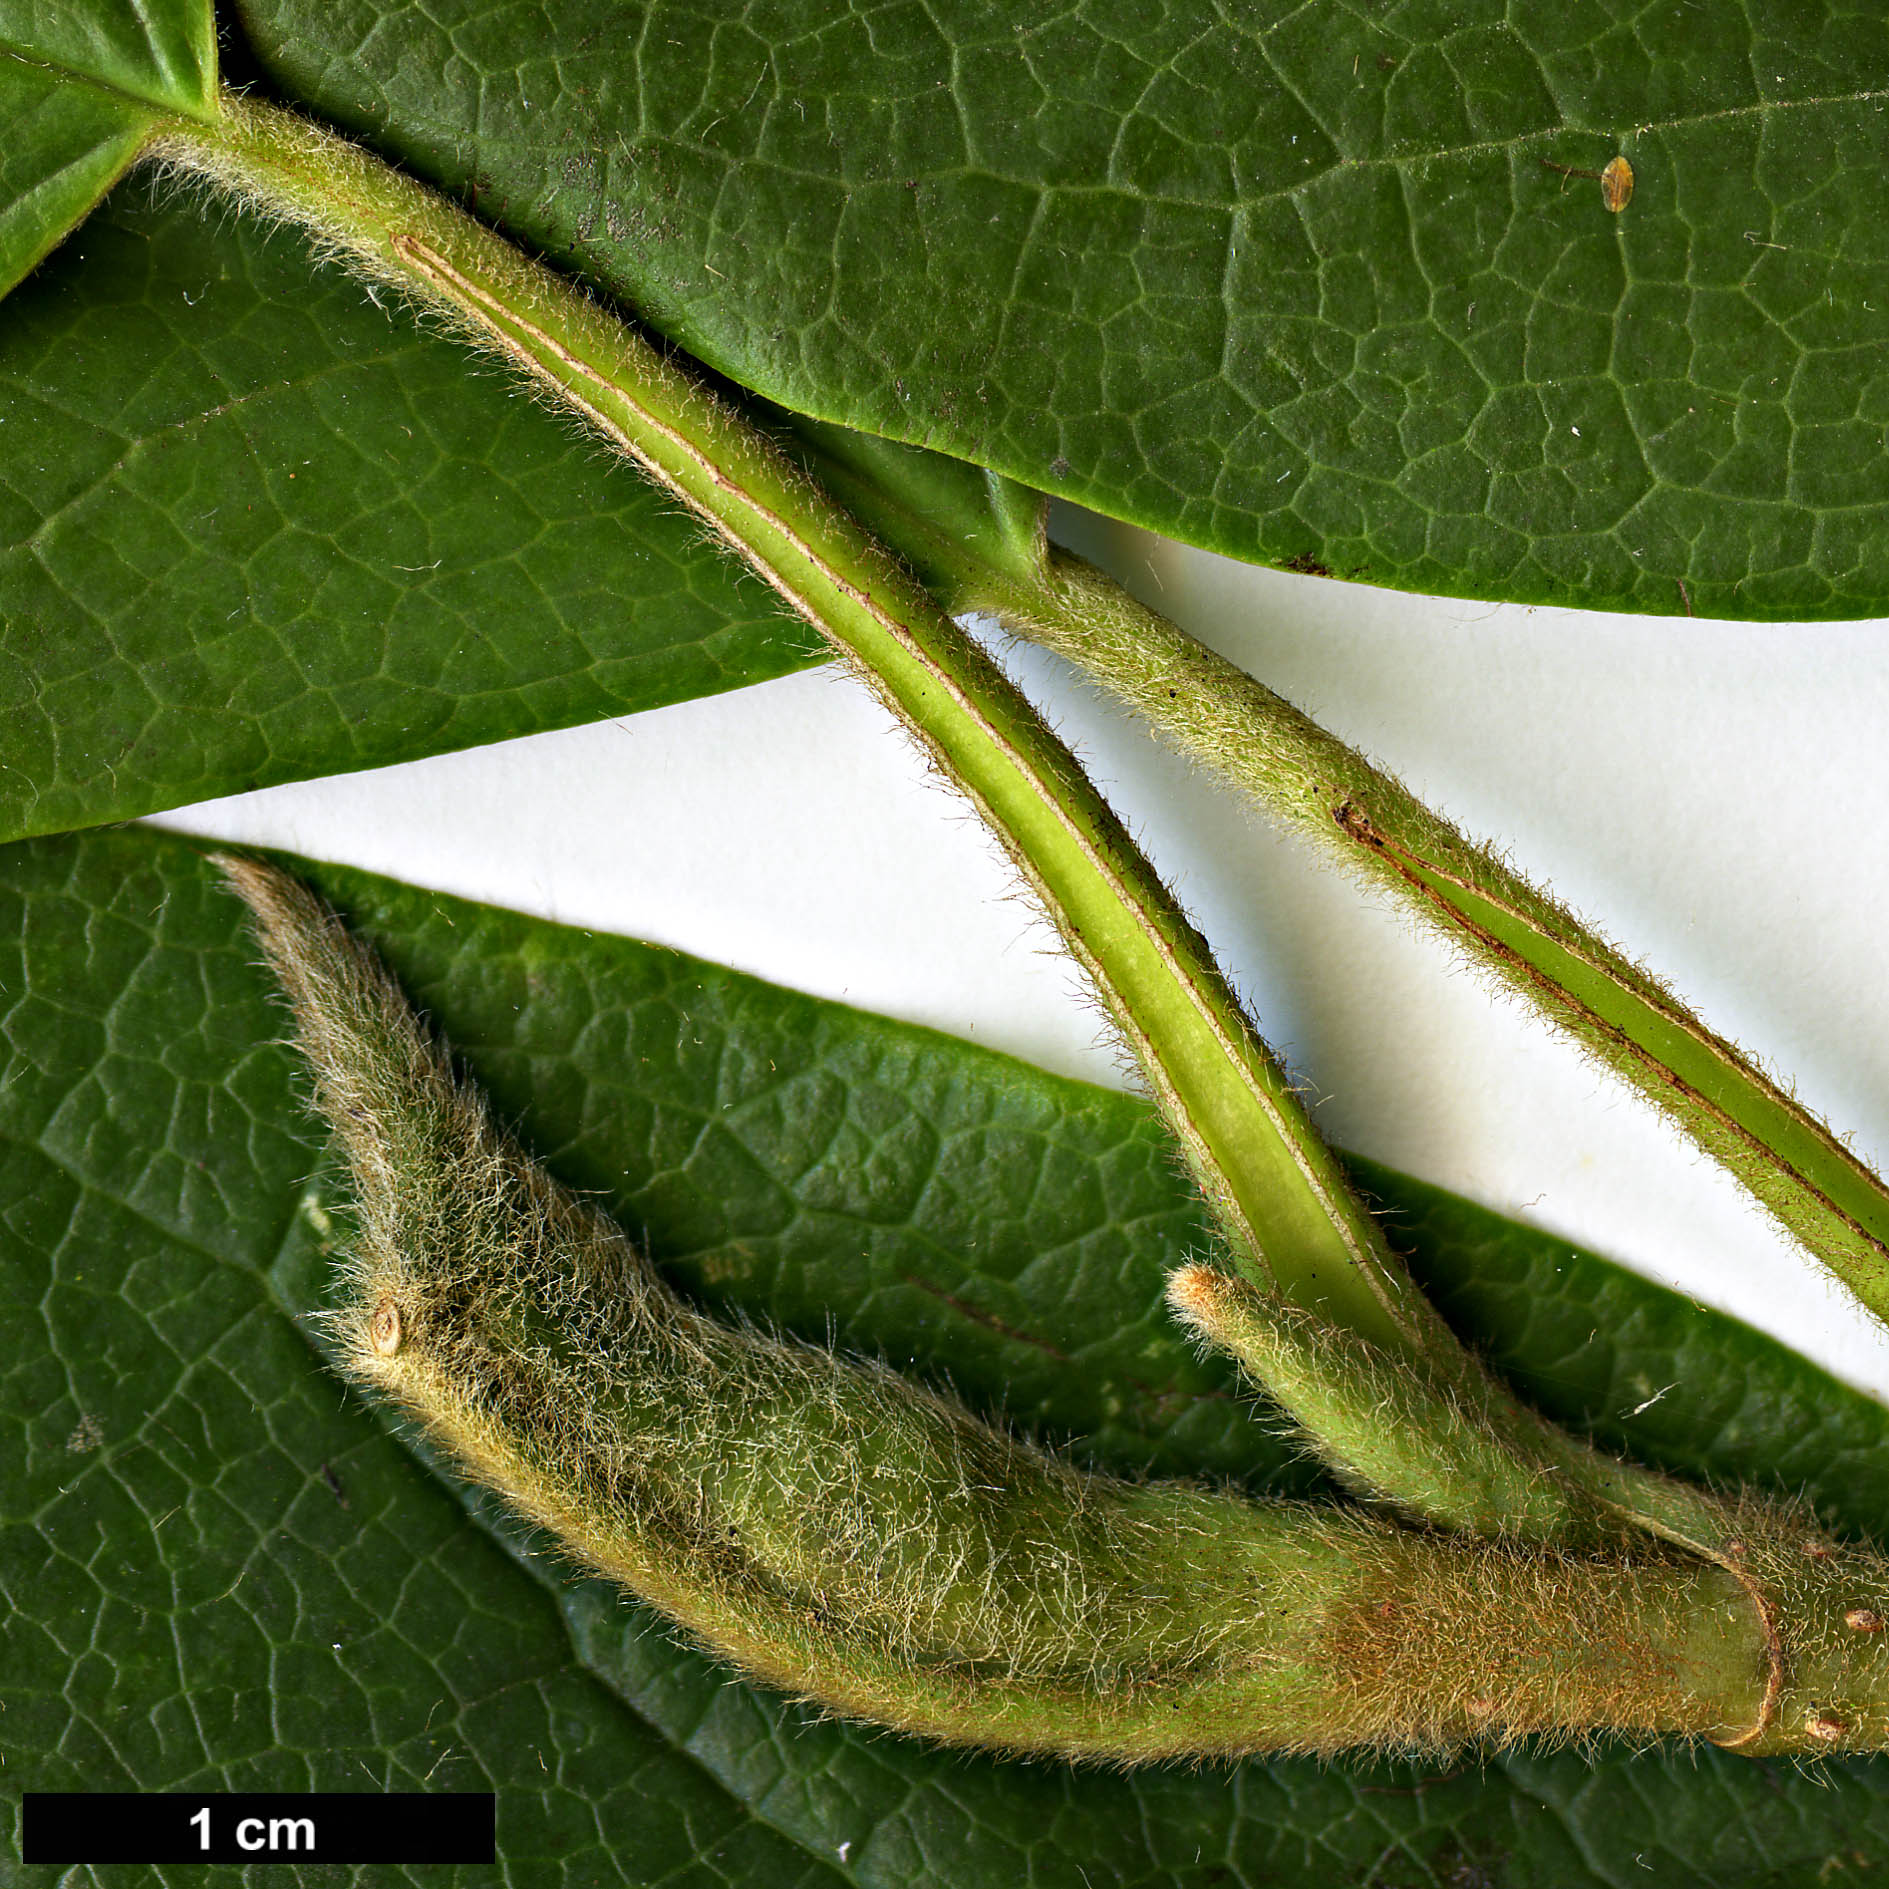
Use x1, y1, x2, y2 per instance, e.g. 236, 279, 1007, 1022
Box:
1005, 555, 1889, 1323
1167, 1262, 1586, 1540
1167, 1258, 1785, 1605
147, 91, 1440, 1372
815, 442, 1889, 1327
783, 434, 1873, 1572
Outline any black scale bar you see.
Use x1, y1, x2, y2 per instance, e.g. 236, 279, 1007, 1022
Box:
23, 1792, 496, 1865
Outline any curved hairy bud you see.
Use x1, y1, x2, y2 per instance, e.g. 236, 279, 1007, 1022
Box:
221, 855, 1889, 1761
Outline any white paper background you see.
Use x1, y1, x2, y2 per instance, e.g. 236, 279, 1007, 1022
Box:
152, 504, 1889, 1404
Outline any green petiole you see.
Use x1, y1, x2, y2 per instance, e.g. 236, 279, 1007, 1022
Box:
150, 89, 1435, 1368
796, 423, 1889, 1329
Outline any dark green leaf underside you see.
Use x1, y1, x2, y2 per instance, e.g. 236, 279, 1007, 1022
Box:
0, 186, 819, 842
6, 824, 1889, 1888
228, 0, 1889, 619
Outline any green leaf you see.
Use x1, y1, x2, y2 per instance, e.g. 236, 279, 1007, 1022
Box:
0, 185, 817, 843
8, 821, 1889, 1886
1, 0, 217, 117
0, 61, 150, 298
227, 0, 1889, 619
0, 0, 216, 296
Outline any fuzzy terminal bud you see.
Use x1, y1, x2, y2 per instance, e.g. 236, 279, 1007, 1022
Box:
219, 855, 1889, 1762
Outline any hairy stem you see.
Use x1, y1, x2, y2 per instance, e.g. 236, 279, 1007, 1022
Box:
800, 427, 1889, 1326
1168, 1263, 1585, 1541
1018, 557, 1889, 1316
151, 88, 1441, 1374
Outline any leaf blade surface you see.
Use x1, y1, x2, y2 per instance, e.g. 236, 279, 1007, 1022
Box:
225, 0, 1889, 618
0, 188, 817, 843
0, 61, 155, 298
0, 0, 216, 117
